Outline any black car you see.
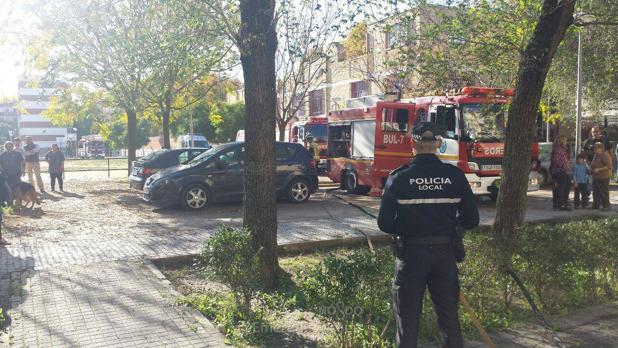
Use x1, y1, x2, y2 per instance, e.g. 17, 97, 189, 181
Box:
129, 148, 209, 190
143, 142, 319, 209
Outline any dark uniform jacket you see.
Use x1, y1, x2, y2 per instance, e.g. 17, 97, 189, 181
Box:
377, 154, 479, 239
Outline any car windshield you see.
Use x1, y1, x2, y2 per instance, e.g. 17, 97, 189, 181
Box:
187, 145, 222, 165
461, 103, 507, 142
305, 124, 327, 142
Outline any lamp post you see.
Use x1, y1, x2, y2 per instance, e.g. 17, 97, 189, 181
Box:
573, 13, 596, 155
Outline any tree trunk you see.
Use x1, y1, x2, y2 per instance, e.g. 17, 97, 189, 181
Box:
493, 0, 575, 247
239, 0, 280, 288
162, 102, 172, 149
126, 108, 137, 176
278, 120, 287, 141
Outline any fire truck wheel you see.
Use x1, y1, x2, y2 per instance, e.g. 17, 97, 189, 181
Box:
287, 178, 311, 203
344, 172, 370, 195
181, 184, 211, 210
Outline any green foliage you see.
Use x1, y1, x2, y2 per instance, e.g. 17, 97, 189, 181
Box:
515, 218, 618, 312
299, 248, 394, 347
0, 307, 4, 328
342, 22, 368, 58
181, 292, 274, 346
0, 122, 15, 144
98, 116, 151, 151
198, 226, 262, 310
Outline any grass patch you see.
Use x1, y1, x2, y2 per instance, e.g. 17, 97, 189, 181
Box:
172, 218, 618, 347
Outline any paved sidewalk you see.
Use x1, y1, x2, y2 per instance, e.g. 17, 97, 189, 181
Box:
0, 180, 378, 347
1, 262, 224, 348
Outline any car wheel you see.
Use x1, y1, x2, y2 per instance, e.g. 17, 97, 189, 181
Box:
181, 184, 210, 210
344, 172, 370, 195
287, 178, 311, 203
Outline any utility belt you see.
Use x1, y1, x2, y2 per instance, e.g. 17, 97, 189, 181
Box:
401, 235, 452, 245
393, 231, 465, 263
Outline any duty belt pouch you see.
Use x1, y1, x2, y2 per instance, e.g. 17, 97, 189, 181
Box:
453, 225, 465, 263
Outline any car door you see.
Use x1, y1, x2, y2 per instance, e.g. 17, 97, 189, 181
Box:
275, 143, 293, 191
208, 145, 245, 201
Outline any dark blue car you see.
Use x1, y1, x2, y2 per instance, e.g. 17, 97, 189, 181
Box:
143, 142, 319, 210
129, 148, 209, 190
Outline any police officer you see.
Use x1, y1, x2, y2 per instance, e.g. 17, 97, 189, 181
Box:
378, 122, 479, 348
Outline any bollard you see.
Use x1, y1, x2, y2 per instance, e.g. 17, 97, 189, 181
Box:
107, 157, 110, 178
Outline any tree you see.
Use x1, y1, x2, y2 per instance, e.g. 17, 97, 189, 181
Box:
209, 103, 246, 143
36, 0, 156, 174
142, 0, 233, 149
43, 87, 111, 137
237, 0, 280, 288
99, 115, 151, 152
275, 0, 341, 140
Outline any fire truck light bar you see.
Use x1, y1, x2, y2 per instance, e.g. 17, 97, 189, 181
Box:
460, 87, 515, 97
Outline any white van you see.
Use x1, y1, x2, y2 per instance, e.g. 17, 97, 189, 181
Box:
177, 134, 209, 148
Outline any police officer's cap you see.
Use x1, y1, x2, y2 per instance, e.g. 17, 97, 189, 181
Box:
411, 122, 444, 142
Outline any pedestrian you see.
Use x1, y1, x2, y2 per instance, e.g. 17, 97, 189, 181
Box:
590, 142, 612, 211
550, 135, 571, 210
0, 141, 24, 195
571, 153, 591, 209
12, 137, 26, 174
0, 169, 11, 245
583, 126, 610, 162
23, 136, 45, 193
45, 144, 65, 192
378, 122, 479, 348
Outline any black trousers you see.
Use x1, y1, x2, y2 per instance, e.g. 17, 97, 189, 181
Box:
50, 173, 63, 191
551, 173, 570, 208
573, 183, 590, 208
592, 179, 610, 209
393, 244, 462, 348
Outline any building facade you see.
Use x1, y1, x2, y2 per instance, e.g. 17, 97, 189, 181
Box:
17, 76, 68, 151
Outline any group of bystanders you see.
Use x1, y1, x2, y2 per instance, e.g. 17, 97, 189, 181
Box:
550, 125, 613, 211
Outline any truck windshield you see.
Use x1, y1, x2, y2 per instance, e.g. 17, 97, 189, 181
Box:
305, 124, 327, 142
461, 103, 507, 142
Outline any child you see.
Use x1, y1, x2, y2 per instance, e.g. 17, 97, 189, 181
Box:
572, 153, 591, 209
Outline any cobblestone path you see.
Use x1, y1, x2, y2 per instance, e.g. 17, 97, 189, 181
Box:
0, 179, 379, 347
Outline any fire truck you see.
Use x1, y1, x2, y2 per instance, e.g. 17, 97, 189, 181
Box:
326, 87, 542, 198
284, 116, 329, 170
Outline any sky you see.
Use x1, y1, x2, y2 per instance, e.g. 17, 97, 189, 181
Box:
0, 1, 30, 98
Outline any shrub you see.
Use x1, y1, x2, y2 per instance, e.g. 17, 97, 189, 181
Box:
197, 226, 262, 311
299, 248, 394, 347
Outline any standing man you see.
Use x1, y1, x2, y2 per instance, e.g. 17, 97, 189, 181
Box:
13, 137, 26, 175
23, 136, 45, 193
45, 144, 65, 192
0, 141, 24, 194
583, 126, 610, 161
378, 122, 479, 348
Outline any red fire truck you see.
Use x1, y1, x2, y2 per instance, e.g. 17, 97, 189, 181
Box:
326, 87, 542, 198
285, 116, 329, 169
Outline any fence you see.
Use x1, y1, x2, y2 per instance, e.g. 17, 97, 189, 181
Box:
38, 157, 129, 177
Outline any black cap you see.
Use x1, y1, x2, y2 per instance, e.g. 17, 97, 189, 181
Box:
411, 122, 444, 142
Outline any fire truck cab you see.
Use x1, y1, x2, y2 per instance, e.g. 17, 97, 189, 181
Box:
328, 87, 542, 198
286, 116, 329, 171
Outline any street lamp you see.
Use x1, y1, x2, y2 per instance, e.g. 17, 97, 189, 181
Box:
573, 13, 596, 155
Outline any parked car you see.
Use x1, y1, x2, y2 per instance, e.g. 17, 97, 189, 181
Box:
143, 141, 319, 210
129, 148, 209, 190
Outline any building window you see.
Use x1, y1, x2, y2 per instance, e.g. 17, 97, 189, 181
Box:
309, 89, 324, 116
385, 23, 407, 50
350, 81, 369, 99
